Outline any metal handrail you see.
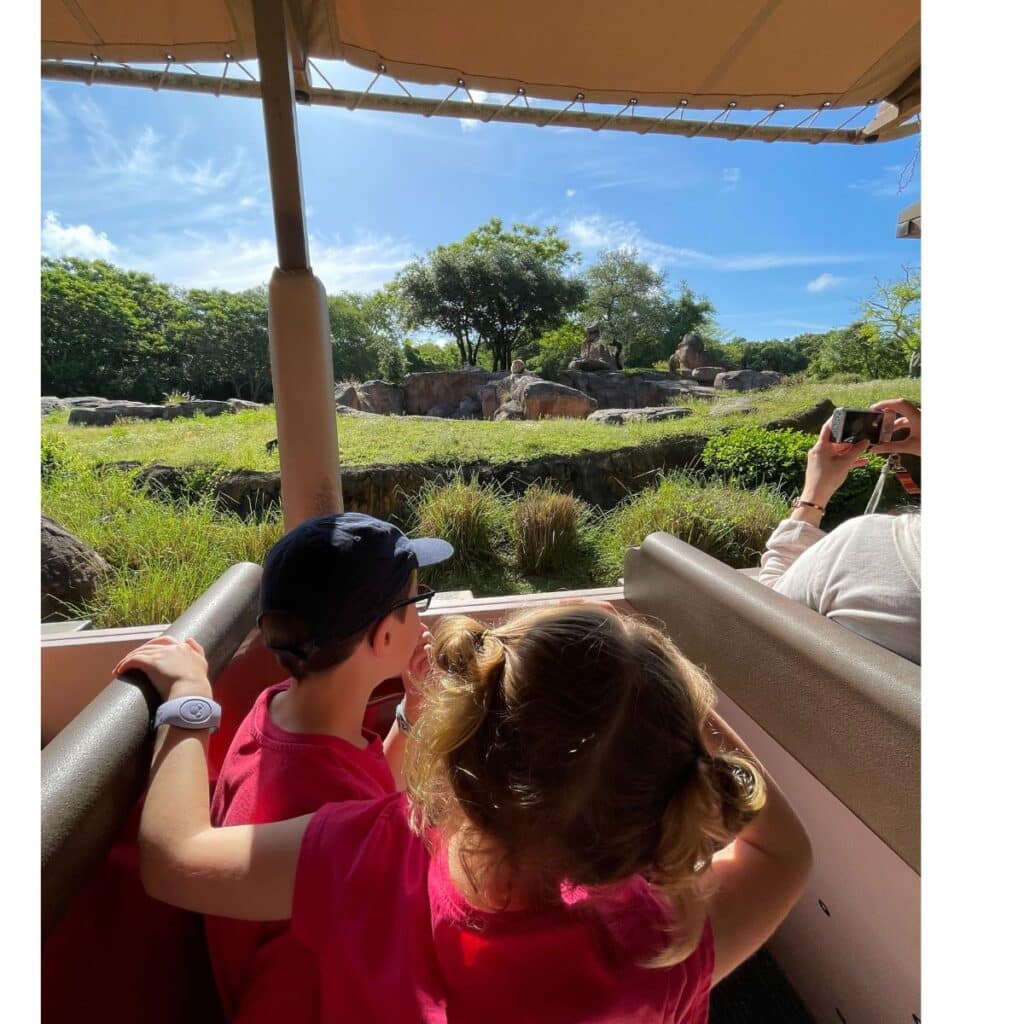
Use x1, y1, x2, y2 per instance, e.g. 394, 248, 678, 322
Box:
41, 562, 262, 938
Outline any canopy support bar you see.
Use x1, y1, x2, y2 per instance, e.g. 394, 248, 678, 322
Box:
41, 61, 920, 145
253, 0, 309, 270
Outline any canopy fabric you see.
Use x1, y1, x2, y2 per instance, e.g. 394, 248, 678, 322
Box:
42, 0, 920, 113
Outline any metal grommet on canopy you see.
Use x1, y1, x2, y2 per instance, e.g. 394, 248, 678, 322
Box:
640, 98, 686, 135
543, 92, 585, 127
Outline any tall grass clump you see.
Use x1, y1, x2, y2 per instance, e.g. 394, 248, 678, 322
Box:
598, 472, 788, 574
511, 485, 586, 574
42, 460, 283, 628
410, 476, 508, 570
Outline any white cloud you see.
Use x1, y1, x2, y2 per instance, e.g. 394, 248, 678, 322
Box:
168, 149, 244, 193
122, 230, 415, 293
772, 319, 830, 331
563, 214, 872, 272
565, 188, 577, 199
806, 272, 845, 293
721, 167, 741, 192
41, 211, 117, 260
849, 162, 916, 198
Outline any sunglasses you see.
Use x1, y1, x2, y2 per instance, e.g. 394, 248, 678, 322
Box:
383, 582, 436, 616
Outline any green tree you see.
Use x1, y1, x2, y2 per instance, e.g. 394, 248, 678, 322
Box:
858, 266, 921, 377
327, 289, 407, 383
403, 340, 462, 372
580, 249, 715, 368
174, 287, 272, 400
527, 321, 583, 379
397, 219, 584, 370
41, 257, 186, 401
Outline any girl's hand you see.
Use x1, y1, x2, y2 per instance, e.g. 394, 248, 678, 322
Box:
868, 398, 921, 456
114, 636, 211, 702
801, 420, 871, 509
402, 626, 434, 722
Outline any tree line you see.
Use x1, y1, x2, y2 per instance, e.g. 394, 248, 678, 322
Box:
41, 218, 919, 402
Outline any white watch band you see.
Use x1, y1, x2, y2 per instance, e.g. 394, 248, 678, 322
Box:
153, 695, 222, 732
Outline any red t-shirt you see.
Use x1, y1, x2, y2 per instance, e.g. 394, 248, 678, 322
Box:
292, 792, 714, 1024
206, 681, 396, 1022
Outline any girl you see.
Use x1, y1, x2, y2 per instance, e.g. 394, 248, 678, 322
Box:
124, 603, 811, 1023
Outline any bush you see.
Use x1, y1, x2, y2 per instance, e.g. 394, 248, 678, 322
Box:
410, 476, 508, 569
512, 486, 585, 574
599, 474, 788, 571
527, 323, 581, 380
701, 426, 887, 522
41, 433, 83, 480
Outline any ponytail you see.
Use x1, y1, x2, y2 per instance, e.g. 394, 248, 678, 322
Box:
647, 748, 765, 967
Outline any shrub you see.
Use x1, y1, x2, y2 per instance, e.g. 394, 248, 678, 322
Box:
41, 433, 83, 480
527, 323, 582, 380
163, 390, 197, 405
599, 474, 788, 571
410, 476, 508, 569
701, 425, 888, 522
512, 486, 585, 574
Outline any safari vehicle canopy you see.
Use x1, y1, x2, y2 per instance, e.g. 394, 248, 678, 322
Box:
41, 3, 921, 1023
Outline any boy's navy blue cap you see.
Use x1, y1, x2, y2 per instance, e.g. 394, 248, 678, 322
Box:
258, 513, 453, 652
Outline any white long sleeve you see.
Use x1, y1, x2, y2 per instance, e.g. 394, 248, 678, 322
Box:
758, 513, 921, 664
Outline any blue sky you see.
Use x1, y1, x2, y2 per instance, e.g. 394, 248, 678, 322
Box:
41, 62, 920, 341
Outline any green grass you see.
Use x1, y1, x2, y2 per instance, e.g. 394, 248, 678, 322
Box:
42, 378, 920, 471
596, 473, 790, 573
42, 464, 283, 627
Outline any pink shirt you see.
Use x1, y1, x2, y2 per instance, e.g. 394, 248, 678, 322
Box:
292, 792, 714, 1023
207, 681, 396, 1022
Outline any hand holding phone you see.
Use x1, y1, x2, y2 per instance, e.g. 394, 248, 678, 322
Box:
829, 408, 896, 446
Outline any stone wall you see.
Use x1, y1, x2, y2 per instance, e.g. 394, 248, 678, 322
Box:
120, 434, 709, 521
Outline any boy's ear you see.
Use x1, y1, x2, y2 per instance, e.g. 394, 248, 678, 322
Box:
367, 615, 392, 657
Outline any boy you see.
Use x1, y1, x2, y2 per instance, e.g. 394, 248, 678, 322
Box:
205, 512, 452, 1022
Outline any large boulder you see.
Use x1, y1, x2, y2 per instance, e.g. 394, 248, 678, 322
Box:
356, 380, 405, 415
69, 402, 167, 426
587, 407, 693, 425
163, 400, 234, 420
402, 369, 505, 416
64, 397, 112, 408
494, 401, 525, 421
560, 370, 697, 410
227, 398, 264, 412
516, 380, 597, 420
334, 382, 360, 410
41, 516, 109, 619
456, 394, 482, 419
691, 365, 728, 386
426, 403, 457, 419
41, 397, 67, 416
713, 370, 783, 392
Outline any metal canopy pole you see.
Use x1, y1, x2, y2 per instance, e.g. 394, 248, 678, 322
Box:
252, 0, 342, 526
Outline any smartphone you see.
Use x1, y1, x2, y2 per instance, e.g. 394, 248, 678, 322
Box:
829, 407, 895, 445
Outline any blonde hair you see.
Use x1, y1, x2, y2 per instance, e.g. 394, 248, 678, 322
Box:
405, 604, 766, 967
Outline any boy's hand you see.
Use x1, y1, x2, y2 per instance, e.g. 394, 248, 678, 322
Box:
114, 636, 211, 702
402, 626, 434, 723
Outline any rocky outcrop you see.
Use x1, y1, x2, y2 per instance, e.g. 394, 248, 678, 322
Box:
494, 401, 525, 421
227, 399, 264, 411
587, 407, 693, 425
561, 370, 699, 410
162, 400, 235, 420
691, 366, 728, 386
515, 380, 597, 420
403, 370, 505, 416
41, 397, 67, 416
355, 380, 405, 415
334, 382, 360, 410
713, 370, 784, 392
41, 516, 109, 619
69, 402, 168, 426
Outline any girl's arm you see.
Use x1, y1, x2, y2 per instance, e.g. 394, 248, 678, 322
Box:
117, 637, 311, 920
704, 711, 813, 985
